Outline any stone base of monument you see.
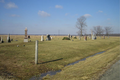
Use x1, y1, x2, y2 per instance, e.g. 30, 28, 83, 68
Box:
0, 41, 4, 43
24, 39, 28, 42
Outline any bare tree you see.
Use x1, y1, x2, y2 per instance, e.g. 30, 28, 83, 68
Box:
104, 27, 112, 36
76, 16, 87, 36
93, 26, 104, 36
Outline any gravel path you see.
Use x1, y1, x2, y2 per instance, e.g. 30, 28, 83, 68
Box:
99, 60, 120, 80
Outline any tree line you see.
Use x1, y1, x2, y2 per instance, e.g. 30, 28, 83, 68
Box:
76, 16, 112, 36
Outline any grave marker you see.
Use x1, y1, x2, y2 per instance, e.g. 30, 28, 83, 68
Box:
28, 35, 30, 39
0, 36, 3, 43
91, 30, 94, 40
84, 36, 87, 41
41, 35, 44, 41
71, 35, 72, 39
103, 35, 105, 39
68, 34, 70, 39
79, 36, 81, 40
24, 28, 28, 42
46, 34, 51, 40
51, 37, 53, 39
7, 34, 11, 43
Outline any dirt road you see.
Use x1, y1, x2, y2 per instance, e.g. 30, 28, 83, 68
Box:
99, 60, 120, 80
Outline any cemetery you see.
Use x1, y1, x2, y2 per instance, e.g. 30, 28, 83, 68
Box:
0, 33, 119, 80
0, 0, 119, 79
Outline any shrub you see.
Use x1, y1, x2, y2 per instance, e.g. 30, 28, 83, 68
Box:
74, 36, 77, 39
62, 37, 70, 40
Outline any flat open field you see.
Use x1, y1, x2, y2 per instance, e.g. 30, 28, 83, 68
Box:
0, 35, 119, 80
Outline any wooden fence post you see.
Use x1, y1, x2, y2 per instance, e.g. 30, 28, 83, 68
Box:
35, 40, 38, 65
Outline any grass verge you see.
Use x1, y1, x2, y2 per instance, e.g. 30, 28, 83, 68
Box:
43, 45, 120, 80
0, 35, 119, 79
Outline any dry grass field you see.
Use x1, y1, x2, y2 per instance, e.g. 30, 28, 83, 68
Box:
0, 35, 119, 80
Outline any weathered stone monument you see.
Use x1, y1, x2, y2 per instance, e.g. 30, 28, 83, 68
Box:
0, 36, 4, 43
7, 34, 11, 43
51, 37, 53, 39
46, 34, 51, 40
28, 35, 30, 39
24, 28, 28, 42
68, 34, 70, 38
84, 36, 87, 41
94, 36, 97, 40
11, 39, 13, 41
41, 35, 44, 41
79, 36, 81, 40
103, 35, 105, 39
91, 30, 94, 40
89, 35, 91, 39
0, 37, 1, 43
71, 35, 72, 39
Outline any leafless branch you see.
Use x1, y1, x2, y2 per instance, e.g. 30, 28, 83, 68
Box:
76, 16, 87, 36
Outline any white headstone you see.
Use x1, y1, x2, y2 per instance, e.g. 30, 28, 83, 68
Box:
41, 35, 44, 41
89, 36, 91, 39
1, 36, 2, 41
68, 34, 70, 38
92, 34, 94, 40
79, 36, 81, 40
7, 34, 11, 42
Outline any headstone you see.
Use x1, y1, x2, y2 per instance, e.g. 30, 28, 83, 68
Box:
103, 35, 105, 39
94, 36, 97, 40
89, 36, 91, 39
7, 34, 11, 43
17, 45, 19, 47
91, 30, 94, 40
92, 35, 95, 40
28, 35, 30, 39
0, 36, 4, 43
41, 35, 44, 41
24, 28, 28, 42
46, 34, 51, 40
11, 39, 13, 41
71, 35, 72, 39
51, 37, 53, 39
15, 40, 18, 41
68, 34, 70, 39
84, 36, 87, 41
79, 36, 81, 40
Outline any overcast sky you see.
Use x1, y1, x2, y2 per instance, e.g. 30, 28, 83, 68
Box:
0, 0, 119, 35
